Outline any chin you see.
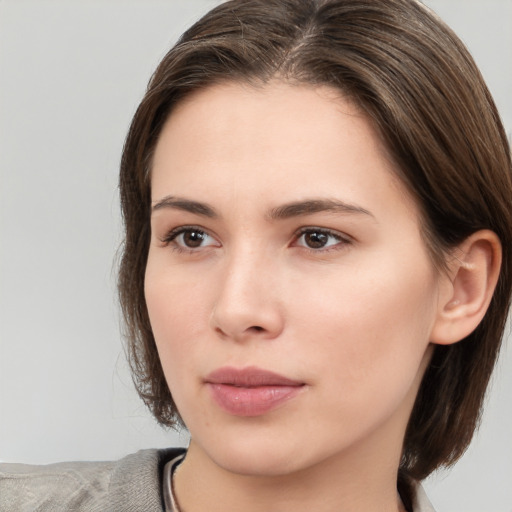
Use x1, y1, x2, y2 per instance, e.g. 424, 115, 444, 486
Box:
194, 429, 309, 477
214, 449, 301, 477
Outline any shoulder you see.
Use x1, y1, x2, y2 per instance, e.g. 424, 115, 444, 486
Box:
0, 447, 185, 512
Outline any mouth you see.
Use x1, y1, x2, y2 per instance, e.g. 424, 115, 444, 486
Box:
204, 366, 306, 417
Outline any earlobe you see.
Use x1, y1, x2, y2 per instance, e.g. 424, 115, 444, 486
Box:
430, 230, 502, 346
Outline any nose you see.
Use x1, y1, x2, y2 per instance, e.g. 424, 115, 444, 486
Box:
210, 248, 285, 342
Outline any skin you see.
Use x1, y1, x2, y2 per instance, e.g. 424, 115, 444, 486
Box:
145, 81, 455, 512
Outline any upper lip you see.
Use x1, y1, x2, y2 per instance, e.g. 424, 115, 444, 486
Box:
205, 366, 304, 387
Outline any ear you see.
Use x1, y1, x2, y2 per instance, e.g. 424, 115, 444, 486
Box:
430, 230, 502, 345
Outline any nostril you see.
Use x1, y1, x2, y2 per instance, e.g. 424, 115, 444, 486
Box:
215, 326, 226, 337
250, 326, 265, 332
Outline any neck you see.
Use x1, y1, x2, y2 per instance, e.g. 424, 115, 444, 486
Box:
174, 432, 407, 512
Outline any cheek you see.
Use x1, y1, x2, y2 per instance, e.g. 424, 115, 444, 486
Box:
144, 261, 209, 377
145, 271, 211, 426
288, 253, 438, 397
286, 273, 436, 444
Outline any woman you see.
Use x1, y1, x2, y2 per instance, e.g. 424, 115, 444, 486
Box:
1, 0, 511, 511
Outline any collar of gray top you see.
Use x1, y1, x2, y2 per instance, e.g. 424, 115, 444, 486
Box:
163, 453, 185, 512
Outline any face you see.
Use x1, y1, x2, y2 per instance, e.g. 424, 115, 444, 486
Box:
145, 81, 446, 477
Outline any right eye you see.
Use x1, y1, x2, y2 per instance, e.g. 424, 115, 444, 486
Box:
163, 227, 220, 252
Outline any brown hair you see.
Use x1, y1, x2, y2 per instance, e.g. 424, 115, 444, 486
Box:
119, 0, 512, 488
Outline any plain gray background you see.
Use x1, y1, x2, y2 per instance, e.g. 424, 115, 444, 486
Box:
1, 1, 511, 511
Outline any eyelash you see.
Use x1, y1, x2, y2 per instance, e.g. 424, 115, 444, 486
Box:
293, 227, 352, 253
160, 226, 352, 254
160, 225, 218, 254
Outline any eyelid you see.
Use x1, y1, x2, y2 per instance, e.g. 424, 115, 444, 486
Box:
160, 225, 221, 249
158, 224, 352, 253
292, 226, 353, 251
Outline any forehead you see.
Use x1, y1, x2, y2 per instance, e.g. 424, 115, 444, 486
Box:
151, 80, 418, 221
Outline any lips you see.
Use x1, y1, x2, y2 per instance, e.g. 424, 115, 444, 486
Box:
205, 366, 305, 417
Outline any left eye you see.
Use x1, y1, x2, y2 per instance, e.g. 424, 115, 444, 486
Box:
295, 229, 346, 250
166, 228, 218, 249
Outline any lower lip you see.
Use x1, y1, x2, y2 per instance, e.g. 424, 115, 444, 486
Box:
207, 383, 304, 416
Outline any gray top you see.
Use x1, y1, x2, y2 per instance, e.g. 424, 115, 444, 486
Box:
0, 447, 181, 512
0, 448, 436, 511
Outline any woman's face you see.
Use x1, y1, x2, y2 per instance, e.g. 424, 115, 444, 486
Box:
145, 81, 449, 476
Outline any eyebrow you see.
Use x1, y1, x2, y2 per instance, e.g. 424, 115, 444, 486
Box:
268, 199, 374, 220
151, 196, 374, 221
151, 196, 217, 217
